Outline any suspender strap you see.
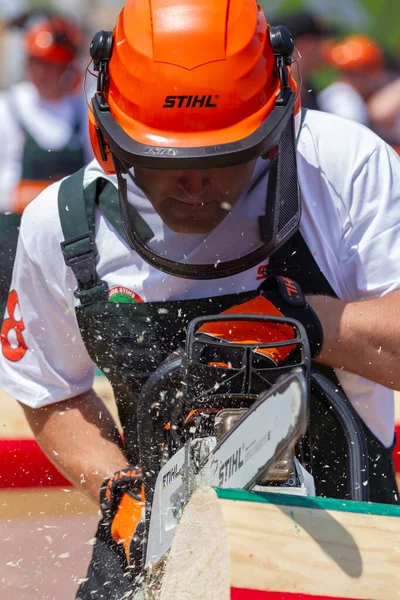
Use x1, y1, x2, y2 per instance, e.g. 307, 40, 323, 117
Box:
267, 107, 336, 294
267, 232, 300, 277
58, 168, 108, 305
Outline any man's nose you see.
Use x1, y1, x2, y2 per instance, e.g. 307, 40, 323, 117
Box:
177, 170, 211, 200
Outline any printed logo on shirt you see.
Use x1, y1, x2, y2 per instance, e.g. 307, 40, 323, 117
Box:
108, 286, 144, 304
1, 290, 28, 362
256, 263, 268, 281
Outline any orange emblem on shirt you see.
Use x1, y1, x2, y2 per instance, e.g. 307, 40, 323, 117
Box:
1, 290, 28, 362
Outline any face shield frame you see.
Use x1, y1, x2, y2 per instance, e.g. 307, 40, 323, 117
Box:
91, 89, 296, 171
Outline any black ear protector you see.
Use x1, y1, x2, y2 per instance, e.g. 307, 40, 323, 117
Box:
270, 26, 295, 59
269, 26, 295, 105
90, 30, 113, 71
90, 30, 114, 109
89, 30, 114, 164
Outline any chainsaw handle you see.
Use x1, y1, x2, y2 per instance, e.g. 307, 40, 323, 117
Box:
185, 313, 311, 367
137, 351, 184, 494
310, 370, 370, 503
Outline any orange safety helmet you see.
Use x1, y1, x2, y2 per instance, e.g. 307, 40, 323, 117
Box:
323, 34, 383, 72
88, 0, 299, 174
25, 15, 84, 66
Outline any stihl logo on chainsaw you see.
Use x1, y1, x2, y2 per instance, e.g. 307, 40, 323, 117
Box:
163, 95, 218, 108
162, 464, 179, 488
218, 444, 245, 486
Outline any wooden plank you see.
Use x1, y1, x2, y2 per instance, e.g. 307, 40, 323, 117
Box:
0, 488, 97, 518
0, 511, 98, 599
160, 487, 400, 600
224, 499, 400, 598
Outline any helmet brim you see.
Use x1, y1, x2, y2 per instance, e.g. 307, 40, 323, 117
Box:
92, 90, 296, 170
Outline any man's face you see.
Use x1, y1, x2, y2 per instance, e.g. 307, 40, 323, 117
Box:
134, 161, 257, 234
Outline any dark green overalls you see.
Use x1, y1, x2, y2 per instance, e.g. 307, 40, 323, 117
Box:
0, 107, 85, 319
57, 171, 399, 599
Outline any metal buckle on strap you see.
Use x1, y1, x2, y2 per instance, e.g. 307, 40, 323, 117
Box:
74, 280, 109, 305
61, 232, 97, 266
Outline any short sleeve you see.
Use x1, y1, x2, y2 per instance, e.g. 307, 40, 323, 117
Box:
0, 199, 95, 408
339, 142, 400, 298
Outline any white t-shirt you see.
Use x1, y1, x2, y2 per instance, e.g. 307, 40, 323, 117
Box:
317, 81, 369, 126
1, 109, 400, 447
0, 80, 93, 212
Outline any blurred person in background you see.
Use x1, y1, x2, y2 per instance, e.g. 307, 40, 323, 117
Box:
368, 71, 400, 153
318, 34, 389, 127
0, 0, 27, 22
273, 11, 337, 110
0, 12, 92, 318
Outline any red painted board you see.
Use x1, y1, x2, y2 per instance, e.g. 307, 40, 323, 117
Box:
393, 425, 400, 472
0, 421, 399, 490
231, 589, 369, 600
0, 439, 71, 488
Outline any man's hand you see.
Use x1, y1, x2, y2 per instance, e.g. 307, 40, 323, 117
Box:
101, 468, 145, 569
19, 389, 130, 504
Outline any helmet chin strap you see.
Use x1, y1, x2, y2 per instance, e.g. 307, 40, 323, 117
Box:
114, 114, 301, 281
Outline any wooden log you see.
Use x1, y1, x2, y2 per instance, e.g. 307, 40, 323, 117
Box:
0, 487, 97, 518
160, 487, 400, 600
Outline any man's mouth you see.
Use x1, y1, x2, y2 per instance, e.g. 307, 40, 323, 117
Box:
166, 196, 215, 207
160, 197, 225, 224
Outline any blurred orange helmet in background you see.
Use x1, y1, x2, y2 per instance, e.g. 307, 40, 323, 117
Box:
89, 0, 299, 173
25, 15, 84, 66
323, 34, 383, 71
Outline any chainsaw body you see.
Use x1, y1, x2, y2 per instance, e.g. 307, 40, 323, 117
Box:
135, 314, 369, 574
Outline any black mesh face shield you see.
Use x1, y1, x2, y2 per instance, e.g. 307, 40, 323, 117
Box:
112, 107, 301, 281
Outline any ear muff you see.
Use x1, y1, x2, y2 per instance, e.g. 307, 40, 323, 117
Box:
90, 30, 113, 70
89, 30, 115, 174
269, 26, 295, 58
269, 25, 295, 97
268, 25, 300, 118
89, 107, 116, 175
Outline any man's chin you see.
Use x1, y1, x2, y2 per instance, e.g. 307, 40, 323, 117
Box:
159, 210, 228, 233
164, 219, 220, 234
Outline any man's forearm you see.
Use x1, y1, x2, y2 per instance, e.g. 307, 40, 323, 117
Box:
20, 389, 130, 504
307, 291, 400, 390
